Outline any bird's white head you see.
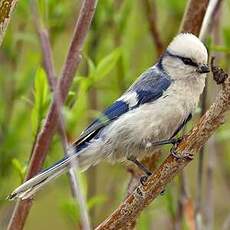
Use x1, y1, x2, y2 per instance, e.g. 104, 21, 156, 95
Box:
161, 33, 209, 80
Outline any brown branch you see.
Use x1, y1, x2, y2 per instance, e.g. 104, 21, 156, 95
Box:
7, 1, 97, 229
96, 66, 230, 229
142, 0, 164, 56
195, 2, 223, 229
31, 0, 76, 197
204, 137, 215, 230
95, 1, 215, 228
175, 172, 195, 230
30, 2, 91, 228
37, 28, 57, 89
175, 127, 194, 229
179, 0, 209, 35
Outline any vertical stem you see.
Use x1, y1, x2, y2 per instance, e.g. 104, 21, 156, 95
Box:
195, 79, 207, 230
195, 1, 223, 229
179, 0, 209, 35
142, 0, 164, 57
30, 3, 91, 228
85, 16, 100, 227
204, 138, 215, 230
7, 1, 97, 229
175, 172, 188, 230
204, 4, 222, 229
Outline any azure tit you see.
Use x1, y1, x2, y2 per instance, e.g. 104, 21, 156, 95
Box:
9, 33, 209, 200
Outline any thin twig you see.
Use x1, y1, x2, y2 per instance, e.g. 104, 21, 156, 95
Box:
195, 1, 223, 229
142, 0, 163, 56
204, 5, 222, 229
175, 171, 196, 230
7, 1, 97, 229
222, 213, 230, 230
179, 0, 209, 35
30, 2, 91, 228
199, 0, 223, 42
204, 137, 216, 230
96, 66, 230, 229
195, 84, 207, 230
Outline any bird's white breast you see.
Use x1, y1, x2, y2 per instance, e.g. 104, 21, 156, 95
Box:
100, 77, 205, 161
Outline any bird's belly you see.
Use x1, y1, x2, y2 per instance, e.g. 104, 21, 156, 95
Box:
101, 96, 191, 161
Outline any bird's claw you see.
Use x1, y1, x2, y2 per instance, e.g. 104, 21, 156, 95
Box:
171, 137, 183, 147
170, 147, 193, 160
140, 172, 152, 186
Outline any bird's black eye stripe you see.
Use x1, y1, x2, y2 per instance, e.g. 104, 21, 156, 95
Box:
166, 50, 198, 67
180, 57, 198, 67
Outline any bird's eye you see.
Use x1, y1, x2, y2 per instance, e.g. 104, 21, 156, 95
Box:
181, 57, 197, 67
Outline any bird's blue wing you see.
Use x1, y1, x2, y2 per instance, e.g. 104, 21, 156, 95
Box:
73, 66, 172, 147
73, 100, 129, 146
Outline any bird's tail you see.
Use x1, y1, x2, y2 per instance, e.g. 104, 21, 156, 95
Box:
8, 143, 103, 200
8, 154, 75, 200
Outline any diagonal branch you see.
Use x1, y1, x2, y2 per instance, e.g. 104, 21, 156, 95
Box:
142, 0, 164, 56
96, 65, 230, 229
7, 1, 97, 229
96, 0, 214, 228
30, 2, 90, 228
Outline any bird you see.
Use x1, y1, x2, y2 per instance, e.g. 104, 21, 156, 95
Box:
8, 33, 209, 200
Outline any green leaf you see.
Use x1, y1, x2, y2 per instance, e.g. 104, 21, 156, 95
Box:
73, 75, 87, 84
11, 158, 27, 183
87, 195, 106, 210
87, 57, 96, 77
223, 28, 230, 49
14, 32, 37, 44
116, 0, 132, 33
31, 68, 50, 135
211, 45, 230, 54
38, 0, 49, 25
93, 48, 121, 82
60, 198, 80, 225
216, 129, 230, 141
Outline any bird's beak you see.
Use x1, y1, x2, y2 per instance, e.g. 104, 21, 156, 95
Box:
197, 64, 210, 74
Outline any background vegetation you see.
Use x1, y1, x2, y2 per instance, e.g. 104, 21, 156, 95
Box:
0, 0, 230, 229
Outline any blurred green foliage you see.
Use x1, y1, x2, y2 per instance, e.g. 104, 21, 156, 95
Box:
31, 68, 51, 135
0, 0, 230, 229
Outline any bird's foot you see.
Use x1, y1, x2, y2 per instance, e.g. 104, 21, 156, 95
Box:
140, 171, 152, 186
170, 146, 194, 160
151, 136, 183, 147
170, 137, 183, 145
170, 136, 193, 160
127, 156, 153, 185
